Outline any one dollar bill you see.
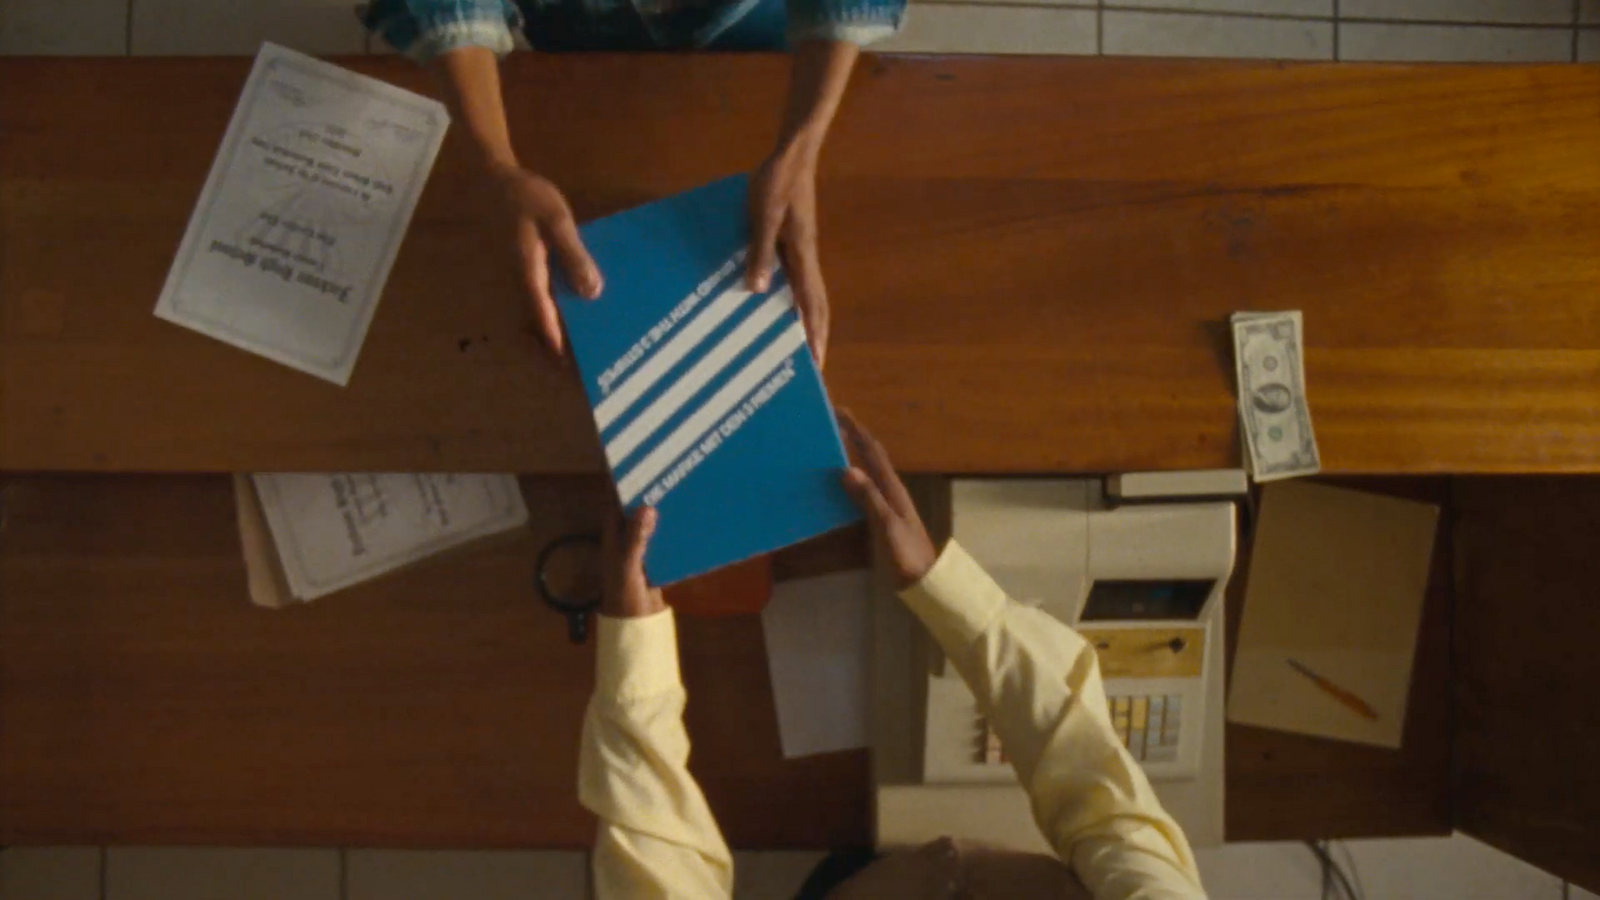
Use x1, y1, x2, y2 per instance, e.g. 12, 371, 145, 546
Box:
1232, 311, 1321, 481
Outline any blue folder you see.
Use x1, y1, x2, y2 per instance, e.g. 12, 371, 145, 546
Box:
555, 175, 861, 586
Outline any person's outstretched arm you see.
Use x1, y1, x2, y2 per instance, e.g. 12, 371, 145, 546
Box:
839, 413, 1207, 900
746, 39, 857, 370
748, 0, 905, 368
578, 509, 735, 899
361, 2, 602, 358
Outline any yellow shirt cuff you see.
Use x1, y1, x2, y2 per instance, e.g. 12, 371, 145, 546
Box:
595, 608, 682, 704
896, 540, 1008, 650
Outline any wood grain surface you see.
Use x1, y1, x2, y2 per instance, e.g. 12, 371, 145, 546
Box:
1452, 477, 1600, 891
0, 474, 867, 848
4, 56, 1599, 474
1, 473, 1459, 846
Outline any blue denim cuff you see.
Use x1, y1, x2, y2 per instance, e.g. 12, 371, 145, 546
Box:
787, 0, 905, 46
362, 0, 524, 62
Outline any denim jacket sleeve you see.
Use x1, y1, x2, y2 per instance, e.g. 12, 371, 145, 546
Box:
787, 0, 905, 46
361, 0, 523, 62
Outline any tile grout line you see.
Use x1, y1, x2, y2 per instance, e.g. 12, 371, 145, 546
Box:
340, 848, 349, 900
1343, 16, 1590, 28
124, 0, 133, 55
99, 846, 109, 900
1332, 0, 1340, 61
1573, 0, 1581, 62
1096, 0, 1104, 55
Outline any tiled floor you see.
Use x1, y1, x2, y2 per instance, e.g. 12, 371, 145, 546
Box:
5, 0, 1600, 59
104, 848, 342, 900
3, 837, 1595, 899
0, 848, 100, 900
2, 1, 1598, 898
345, 850, 587, 900
128, 0, 368, 55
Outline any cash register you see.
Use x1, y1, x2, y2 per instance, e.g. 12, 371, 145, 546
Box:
871, 472, 1243, 851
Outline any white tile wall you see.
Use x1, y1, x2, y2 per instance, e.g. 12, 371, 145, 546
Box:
1341, 0, 1574, 25
130, 0, 367, 55
1581, 28, 1600, 59
1104, 10, 1334, 58
5, 0, 1596, 62
346, 850, 587, 900
877, 4, 1097, 54
104, 848, 340, 900
0, 848, 102, 900
0, 0, 127, 55
1339, 21, 1573, 60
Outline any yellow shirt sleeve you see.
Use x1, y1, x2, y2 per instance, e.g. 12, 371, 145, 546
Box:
898, 541, 1208, 900
579, 609, 734, 900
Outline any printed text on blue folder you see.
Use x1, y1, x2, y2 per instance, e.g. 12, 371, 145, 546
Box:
598, 249, 747, 396
640, 357, 797, 506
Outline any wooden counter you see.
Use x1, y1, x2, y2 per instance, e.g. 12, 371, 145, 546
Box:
0, 52, 1589, 854
0, 474, 872, 848
0, 473, 1450, 847
4, 56, 1599, 474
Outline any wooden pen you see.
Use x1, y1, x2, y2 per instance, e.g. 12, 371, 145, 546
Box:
1286, 658, 1379, 721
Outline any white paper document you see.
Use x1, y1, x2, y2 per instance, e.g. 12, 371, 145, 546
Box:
253, 473, 528, 601
760, 569, 874, 759
155, 43, 448, 385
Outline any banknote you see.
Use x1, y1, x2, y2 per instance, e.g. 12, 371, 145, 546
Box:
1232, 311, 1321, 481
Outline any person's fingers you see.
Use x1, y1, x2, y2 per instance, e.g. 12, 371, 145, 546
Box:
837, 408, 868, 464
839, 409, 916, 517
544, 209, 603, 300
839, 409, 886, 477
786, 234, 829, 369
842, 468, 895, 527
518, 222, 564, 357
747, 198, 782, 295
624, 506, 658, 571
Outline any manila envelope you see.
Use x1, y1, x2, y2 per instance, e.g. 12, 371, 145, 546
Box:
1228, 480, 1439, 748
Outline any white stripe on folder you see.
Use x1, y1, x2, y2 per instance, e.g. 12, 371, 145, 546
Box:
594, 283, 756, 431
604, 287, 793, 469
617, 321, 807, 504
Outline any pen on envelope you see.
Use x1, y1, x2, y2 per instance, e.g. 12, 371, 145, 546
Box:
1286, 658, 1379, 721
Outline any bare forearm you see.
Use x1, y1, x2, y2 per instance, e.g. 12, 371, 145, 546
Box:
776, 39, 860, 160
430, 46, 520, 174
